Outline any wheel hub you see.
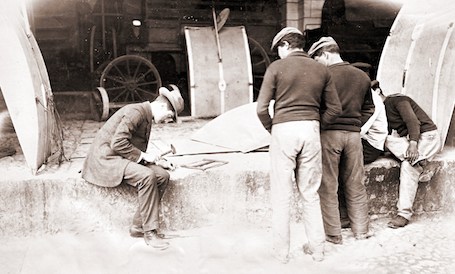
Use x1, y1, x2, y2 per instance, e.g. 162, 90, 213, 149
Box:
125, 79, 138, 91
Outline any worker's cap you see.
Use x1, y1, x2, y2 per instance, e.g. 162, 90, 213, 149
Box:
159, 84, 184, 122
271, 27, 303, 50
308, 36, 338, 57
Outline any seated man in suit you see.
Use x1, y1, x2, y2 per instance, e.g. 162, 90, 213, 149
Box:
82, 84, 184, 249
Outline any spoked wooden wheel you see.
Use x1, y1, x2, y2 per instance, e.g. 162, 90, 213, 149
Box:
99, 55, 162, 109
248, 38, 271, 101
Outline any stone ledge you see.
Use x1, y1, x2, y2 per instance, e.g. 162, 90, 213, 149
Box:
0, 151, 454, 237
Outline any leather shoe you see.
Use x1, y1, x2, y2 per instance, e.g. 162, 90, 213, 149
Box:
418, 162, 440, 182
388, 215, 409, 229
130, 225, 167, 239
326, 235, 342, 245
129, 225, 144, 238
144, 230, 169, 249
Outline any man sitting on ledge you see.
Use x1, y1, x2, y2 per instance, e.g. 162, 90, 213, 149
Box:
379, 92, 442, 228
82, 85, 184, 249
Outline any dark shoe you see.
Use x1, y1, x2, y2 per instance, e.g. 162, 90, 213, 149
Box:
326, 235, 342, 245
303, 244, 324, 262
388, 215, 409, 229
130, 225, 167, 238
129, 225, 144, 238
418, 162, 440, 182
144, 230, 169, 249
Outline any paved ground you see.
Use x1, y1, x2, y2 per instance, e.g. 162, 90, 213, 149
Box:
2, 118, 455, 273
1, 213, 455, 274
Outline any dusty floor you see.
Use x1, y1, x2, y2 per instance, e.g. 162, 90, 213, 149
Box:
1, 213, 455, 274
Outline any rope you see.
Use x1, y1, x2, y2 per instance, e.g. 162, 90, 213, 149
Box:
46, 94, 67, 165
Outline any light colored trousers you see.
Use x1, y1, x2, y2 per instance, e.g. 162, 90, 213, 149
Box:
385, 129, 441, 220
270, 121, 325, 256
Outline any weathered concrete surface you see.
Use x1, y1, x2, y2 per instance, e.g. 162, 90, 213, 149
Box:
1, 119, 454, 237
364, 156, 455, 215
1, 152, 454, 237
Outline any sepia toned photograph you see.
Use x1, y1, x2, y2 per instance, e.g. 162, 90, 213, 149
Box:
1, 0, 454, 273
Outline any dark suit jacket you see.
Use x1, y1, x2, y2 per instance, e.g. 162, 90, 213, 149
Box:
82, 102, 152, 187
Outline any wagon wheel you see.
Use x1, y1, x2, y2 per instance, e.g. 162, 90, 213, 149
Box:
90, 25, 118, 73
248, 37, 271, 101
100, 55, 162, 110
92, 87, 110, 121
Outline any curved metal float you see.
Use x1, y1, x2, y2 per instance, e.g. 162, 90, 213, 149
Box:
0, 3, 58, 174
185, 25, 253, 118
377, 0, 455, 145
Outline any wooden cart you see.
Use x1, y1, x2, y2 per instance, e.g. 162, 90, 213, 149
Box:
85, 0, 277, 120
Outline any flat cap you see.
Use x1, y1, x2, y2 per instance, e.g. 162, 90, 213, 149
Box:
307, 36, 338, 57
271, 27, 303, 50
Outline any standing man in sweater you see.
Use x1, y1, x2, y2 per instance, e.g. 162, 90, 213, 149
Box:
381, 93, 441, 228
339, 80, 389, 229
257, 27, 341, 263
308, 37, 374, 244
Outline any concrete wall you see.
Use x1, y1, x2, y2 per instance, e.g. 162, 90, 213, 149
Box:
1, 156, 454, 237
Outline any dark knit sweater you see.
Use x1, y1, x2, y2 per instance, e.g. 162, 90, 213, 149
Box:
384, 95, 437, 141
256, 51, 341, 131
324, 62, 374, 132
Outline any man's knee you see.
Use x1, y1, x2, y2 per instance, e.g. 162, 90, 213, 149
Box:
142, 167, 169, 186
135, 169, 159, 190
157, 169, 170, 182
147, 165, 170, 183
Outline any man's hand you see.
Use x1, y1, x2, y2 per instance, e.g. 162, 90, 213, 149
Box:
155, 158, 176, 171
405, 140, 419, 163
141, 151, 161, 164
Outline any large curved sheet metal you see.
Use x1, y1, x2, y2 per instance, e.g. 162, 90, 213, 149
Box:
0, 3, 53, 173
184, 26, 253, 118
191, 102, 272, 153
376, 2, 422, 94
377, 0, 455, 146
